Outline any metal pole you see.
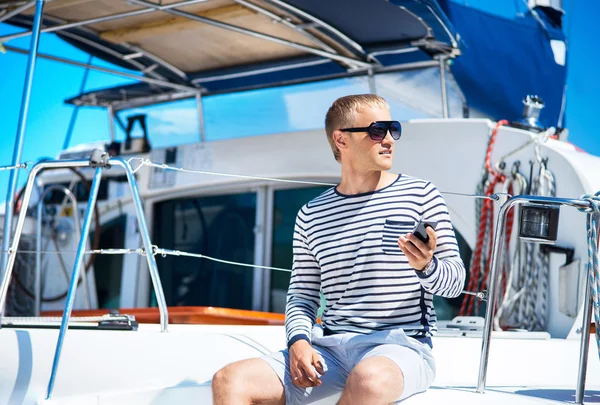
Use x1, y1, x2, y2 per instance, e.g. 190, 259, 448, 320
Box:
0, 160, 92, 325
575, 216, 597, 404
0, 0, 45, 310
368, 68, 377, 95
476, 197, 513, 393
4, 45, 198, 93
35, 194, 43, 317
0, 0, 212, 42
108, 104, 116, 142
113, 159, 169, 332
127, 0, 372, 70
476, 195, 594, 393
232, 0, 337, 54
46, 167, 103, 400
575, 287, 592, 404
439, 56, 449, 119
0, 0, 35, 24
62, 54, 93, 151
195, 92, 205, 142
264, 0, 368, 58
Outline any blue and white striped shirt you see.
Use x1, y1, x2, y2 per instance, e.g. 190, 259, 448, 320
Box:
285, 174, 466, 348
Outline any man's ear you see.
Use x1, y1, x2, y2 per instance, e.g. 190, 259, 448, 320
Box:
333, 130, 347, 151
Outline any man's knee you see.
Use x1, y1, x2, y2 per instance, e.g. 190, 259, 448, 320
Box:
345, 358, 403, 398
212, 362, 247, 397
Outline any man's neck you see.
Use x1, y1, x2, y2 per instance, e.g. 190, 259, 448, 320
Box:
336, 169, 397, 196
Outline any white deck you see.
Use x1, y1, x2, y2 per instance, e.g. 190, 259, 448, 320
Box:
0, 323, 598, 404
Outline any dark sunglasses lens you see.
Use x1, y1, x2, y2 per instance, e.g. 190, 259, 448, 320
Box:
390, 121, 402, 140
369, 123, 388, 140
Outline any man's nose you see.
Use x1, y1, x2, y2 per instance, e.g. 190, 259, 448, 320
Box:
381, 130, 395, 145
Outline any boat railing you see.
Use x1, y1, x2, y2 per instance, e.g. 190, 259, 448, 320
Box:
0, 150, 169, 400
0, 152, 596, 402
477, 194, 598, 405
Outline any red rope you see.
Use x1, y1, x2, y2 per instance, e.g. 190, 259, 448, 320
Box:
460, 120, 510, 316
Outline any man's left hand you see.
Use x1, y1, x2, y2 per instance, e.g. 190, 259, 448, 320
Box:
398, 226, 437, 270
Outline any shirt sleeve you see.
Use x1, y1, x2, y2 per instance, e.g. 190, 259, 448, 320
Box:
414, 182, 466, 298
285, 209, 322, 348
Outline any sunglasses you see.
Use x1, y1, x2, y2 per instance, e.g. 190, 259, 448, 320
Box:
340, 121, 402, 141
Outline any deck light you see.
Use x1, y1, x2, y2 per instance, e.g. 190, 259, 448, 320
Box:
518, 203, 560, 244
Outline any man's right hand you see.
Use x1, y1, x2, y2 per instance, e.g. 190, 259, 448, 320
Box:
289, 339, 325, 388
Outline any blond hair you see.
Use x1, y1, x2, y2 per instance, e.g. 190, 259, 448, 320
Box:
324, 94, 390, 162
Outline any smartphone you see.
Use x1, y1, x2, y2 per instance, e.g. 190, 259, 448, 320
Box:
412, 220, 438, 244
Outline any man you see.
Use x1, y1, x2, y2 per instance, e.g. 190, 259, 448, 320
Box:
212, 94, 466, 404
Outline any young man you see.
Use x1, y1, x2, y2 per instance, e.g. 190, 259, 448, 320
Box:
212, 94, 466, 405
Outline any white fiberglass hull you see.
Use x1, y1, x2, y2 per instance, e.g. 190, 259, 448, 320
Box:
0, 323, 598, 405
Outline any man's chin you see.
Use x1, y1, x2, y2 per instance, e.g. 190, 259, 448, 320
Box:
377, 160, 393, 171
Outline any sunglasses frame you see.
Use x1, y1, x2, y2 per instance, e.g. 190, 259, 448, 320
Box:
339, 121, 402, 141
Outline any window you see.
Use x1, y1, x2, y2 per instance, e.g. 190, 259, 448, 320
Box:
153, 192, 256, 309
270, 186, 330, 313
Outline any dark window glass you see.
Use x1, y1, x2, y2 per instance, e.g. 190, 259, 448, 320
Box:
153, 193, 256, 309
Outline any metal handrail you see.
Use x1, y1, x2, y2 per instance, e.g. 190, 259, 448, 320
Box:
476, 194, 594, 405
0, 153, 169, 400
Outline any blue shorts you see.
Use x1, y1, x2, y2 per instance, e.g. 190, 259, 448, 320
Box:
260, 325, 436, 405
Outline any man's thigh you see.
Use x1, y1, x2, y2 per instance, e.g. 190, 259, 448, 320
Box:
358, 343, 435, 402
214, 357, 285, 404
260, 344, 349, 405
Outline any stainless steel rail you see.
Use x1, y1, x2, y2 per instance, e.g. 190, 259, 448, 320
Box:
476, 195, 595, 405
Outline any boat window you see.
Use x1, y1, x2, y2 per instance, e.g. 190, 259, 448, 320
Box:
152, 192, 256, 309
270, 186, 330, 313
94, 215, 126, 309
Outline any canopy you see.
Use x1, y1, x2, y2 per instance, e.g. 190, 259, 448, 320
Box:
1, 0, 460, 110
1, 0, 568, 127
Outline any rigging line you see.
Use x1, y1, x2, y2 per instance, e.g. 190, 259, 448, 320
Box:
153, 247, 293, 273
2, 248, 141, 255
0, 163, 28, 171
10, 246, 487, 300
137, 158, 336, 187
131, 157, 510, 201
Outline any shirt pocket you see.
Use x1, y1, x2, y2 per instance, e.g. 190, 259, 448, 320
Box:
381, 219, 416, 256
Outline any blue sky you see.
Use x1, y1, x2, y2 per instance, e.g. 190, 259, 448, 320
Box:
0, 0, 598, 202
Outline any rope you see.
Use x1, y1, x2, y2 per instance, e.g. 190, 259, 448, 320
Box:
129, 157, 503, 202
7, 246, 487, 300
461, 120, 509, 316
579, 192, 600, 360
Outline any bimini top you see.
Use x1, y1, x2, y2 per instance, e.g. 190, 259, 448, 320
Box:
1, 0, 460, 110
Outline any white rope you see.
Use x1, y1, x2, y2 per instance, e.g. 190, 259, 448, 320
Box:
152, 247, 293, 273
133, 158, 337, 187
128, 157, 504, 202
578, 192, 600, 360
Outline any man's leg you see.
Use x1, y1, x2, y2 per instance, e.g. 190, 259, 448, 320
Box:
337, 356, 403, 405
212, 358, 285, 405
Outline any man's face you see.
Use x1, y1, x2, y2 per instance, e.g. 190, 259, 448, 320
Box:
342, 106, 395, 171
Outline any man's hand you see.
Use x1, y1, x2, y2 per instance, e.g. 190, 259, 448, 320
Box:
289, 339, 325, 388
398, 226, 437, 270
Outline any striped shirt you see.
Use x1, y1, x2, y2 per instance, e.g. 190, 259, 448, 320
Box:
285, 174, 466, 348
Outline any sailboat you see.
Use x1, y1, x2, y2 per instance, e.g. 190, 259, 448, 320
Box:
0, 0, 598, 404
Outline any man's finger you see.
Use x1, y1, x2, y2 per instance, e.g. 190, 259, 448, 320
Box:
401, 235, 425, 259
299, 360, 321, 386
426, 227, 437, 249
407, 233, 428, 252
313, 358, 326, 376
292, 368, 311, 388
